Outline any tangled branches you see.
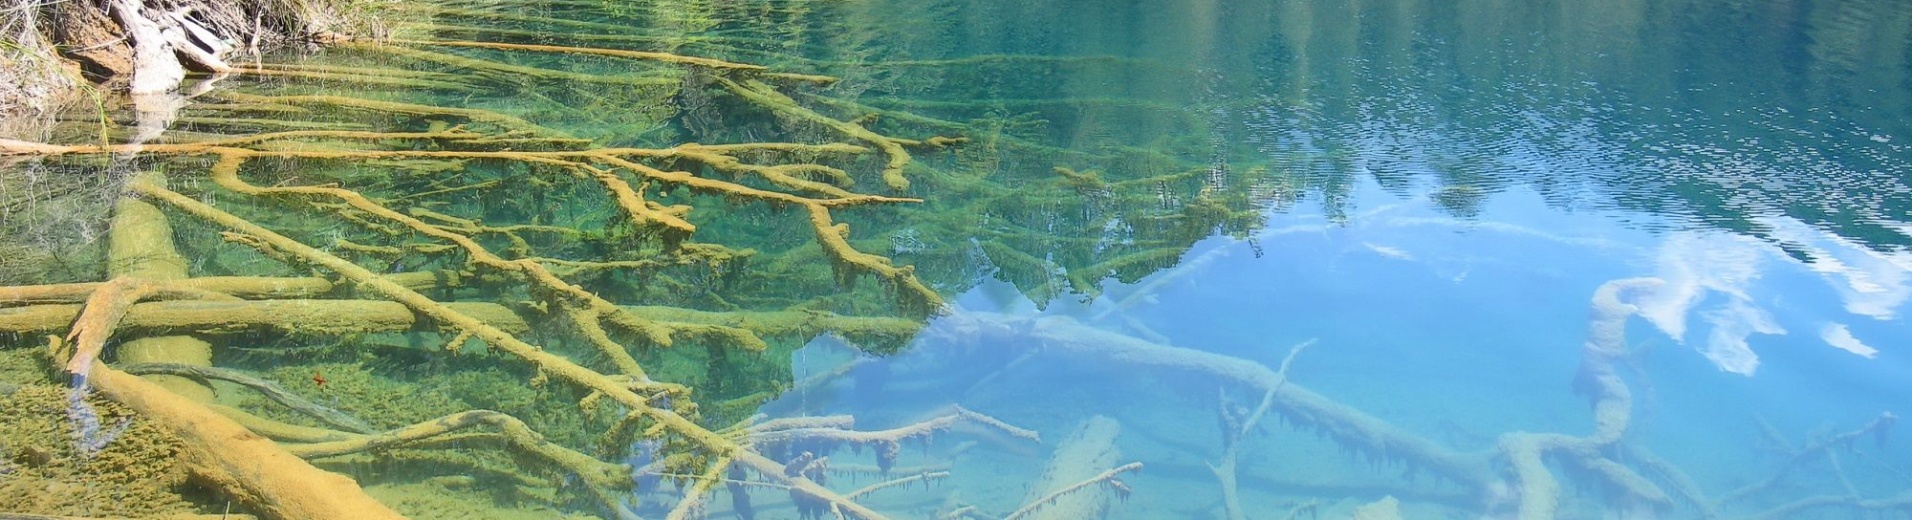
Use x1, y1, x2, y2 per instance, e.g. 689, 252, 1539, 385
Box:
0, 20, 981, 519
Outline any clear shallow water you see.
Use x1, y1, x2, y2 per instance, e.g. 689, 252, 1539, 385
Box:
778, 183, 1912, 518
711, 0, 1912, 517
2, 0, 1910, 518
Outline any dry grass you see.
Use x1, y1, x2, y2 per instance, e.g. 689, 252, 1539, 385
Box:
0, 0, 84, 121
0, 0, 390, 123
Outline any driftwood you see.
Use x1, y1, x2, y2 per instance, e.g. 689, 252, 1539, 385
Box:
101, 0, 235, 95
156, 7, 232, 73
108, 0, 186, 94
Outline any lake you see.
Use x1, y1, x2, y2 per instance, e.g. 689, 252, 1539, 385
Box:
1, 0, 1908, 518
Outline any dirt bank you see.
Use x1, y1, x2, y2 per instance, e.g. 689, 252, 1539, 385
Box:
0, 0, 378, 122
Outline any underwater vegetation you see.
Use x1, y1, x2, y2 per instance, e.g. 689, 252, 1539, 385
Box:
0, 1, 1243, 517
0, 0, 1906, 519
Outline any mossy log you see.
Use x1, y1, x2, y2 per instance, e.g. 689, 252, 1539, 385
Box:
72, 350, 405, 520
0, 299, 528, 336
226, 67, 480, 90
0, 130, 942, 317
0, 25, 1001, 517
106, 182, 216, 401
0, 272, 455, 305
620, 303, 922, 339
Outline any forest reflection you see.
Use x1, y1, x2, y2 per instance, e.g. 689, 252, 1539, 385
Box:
742, 0, 1912, 293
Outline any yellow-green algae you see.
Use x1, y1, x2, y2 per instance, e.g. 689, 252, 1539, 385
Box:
0, 349, 198, 518
0, 0, 1300, 516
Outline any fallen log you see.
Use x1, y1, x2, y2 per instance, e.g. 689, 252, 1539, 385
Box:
0, 272, 456, 306
0, 299, 528, 336
1007, 416, 1131, 520
75, 349, 405, 520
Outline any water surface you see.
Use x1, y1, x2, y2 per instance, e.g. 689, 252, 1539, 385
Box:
3, 0, 1910, 518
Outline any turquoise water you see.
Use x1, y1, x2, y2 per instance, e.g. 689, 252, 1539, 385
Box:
711, 0, 1912, 518
3, 0, 1910, 518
